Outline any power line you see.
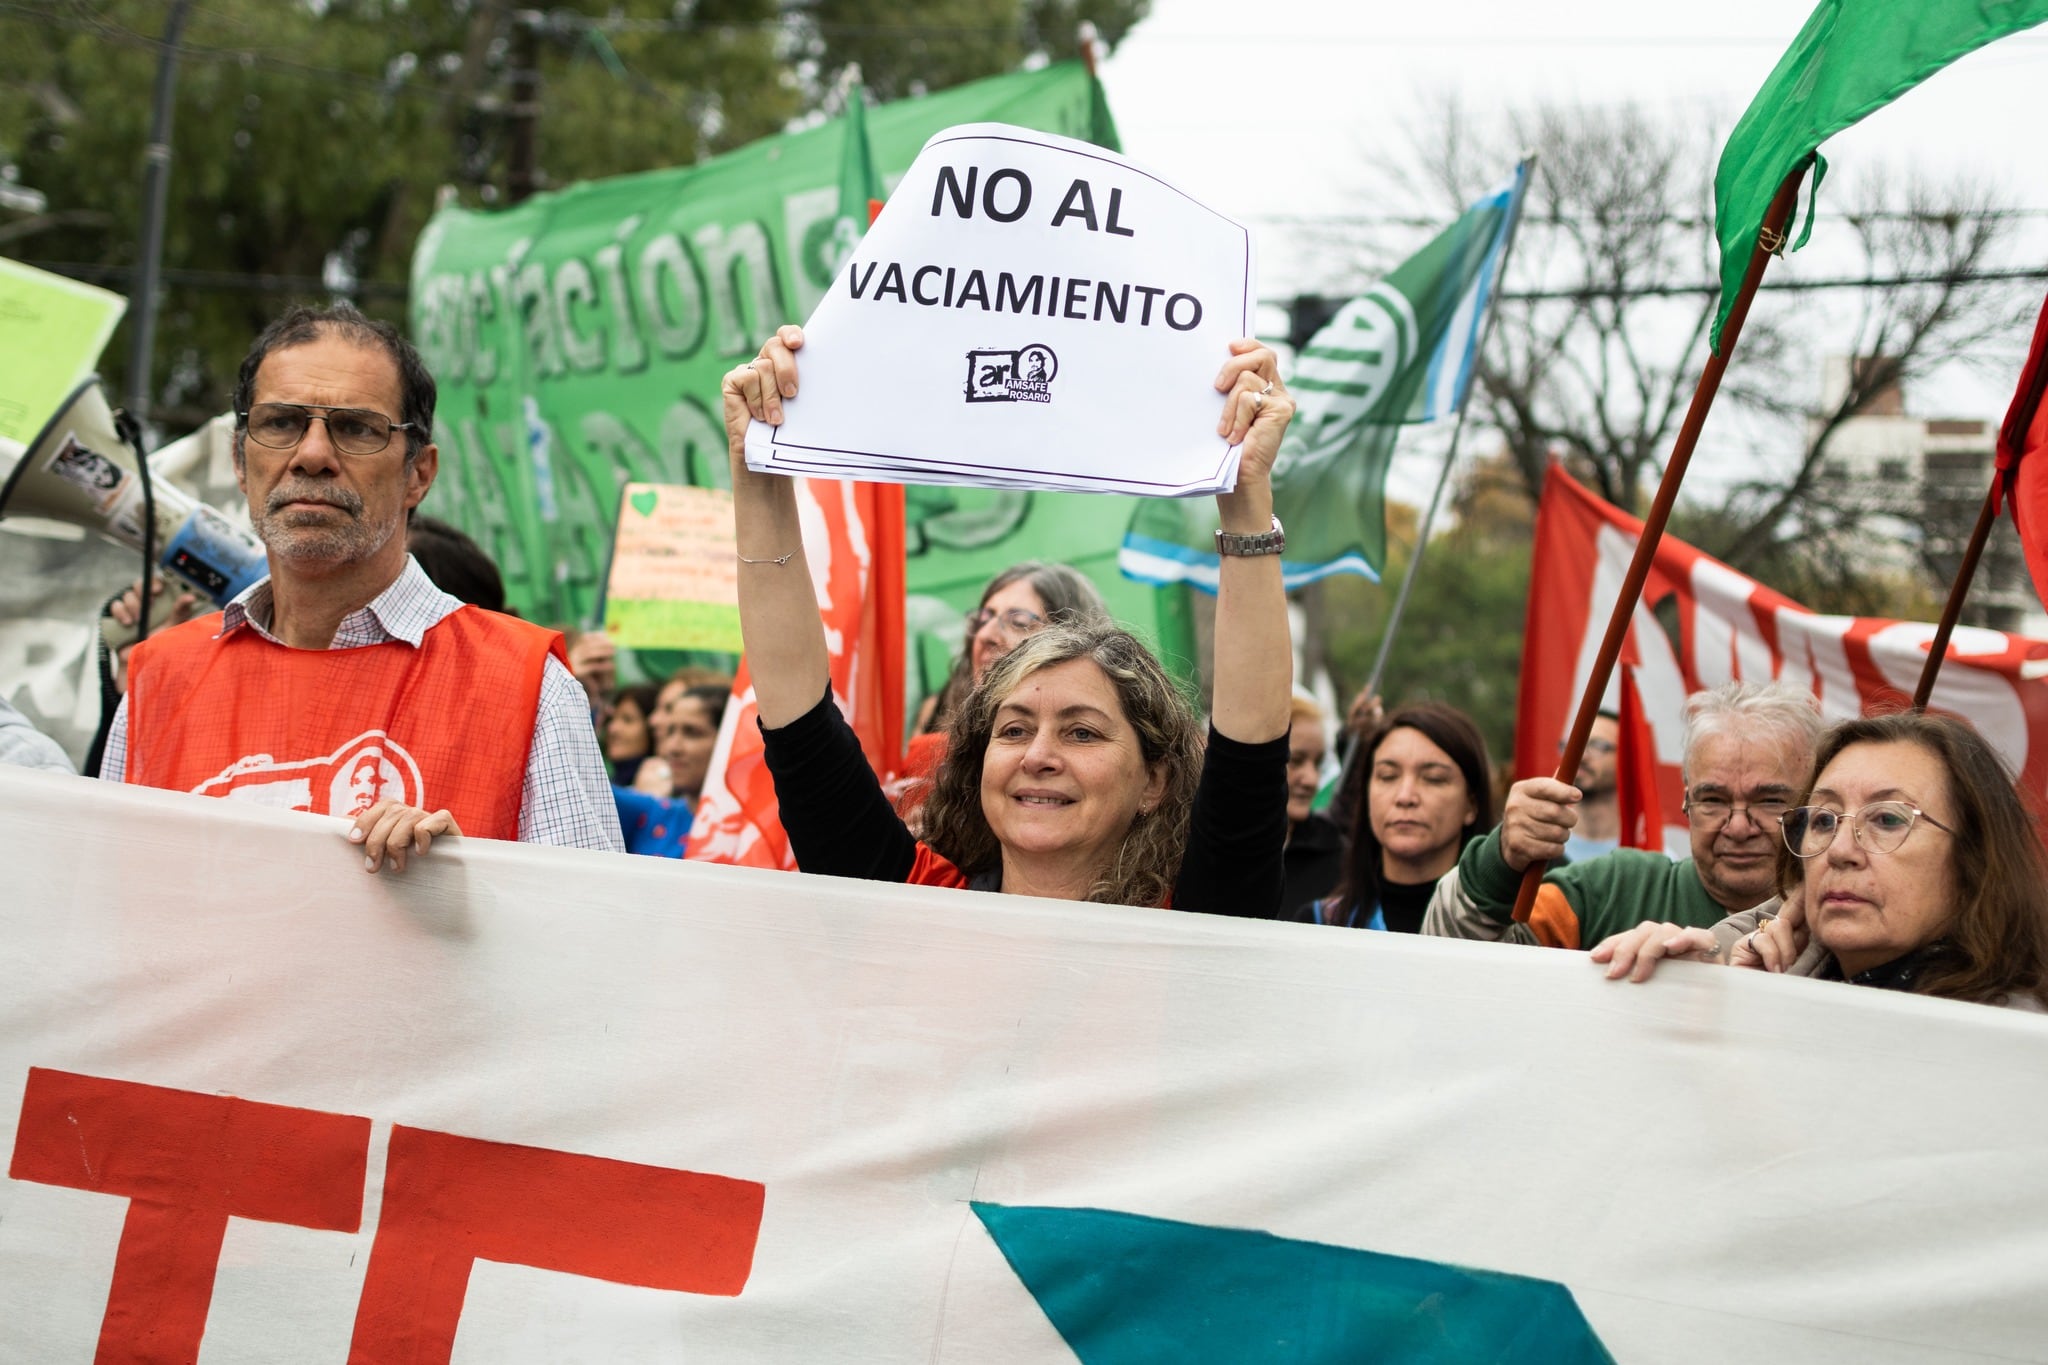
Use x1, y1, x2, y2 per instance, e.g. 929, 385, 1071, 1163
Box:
1257, 208, 2048, 228
1510, 264, 2048, 301
1266, 264, 2048, 310
26, 258, 2044, 310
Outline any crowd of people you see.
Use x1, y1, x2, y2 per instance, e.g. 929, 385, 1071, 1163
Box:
7, 301, 2047, 1015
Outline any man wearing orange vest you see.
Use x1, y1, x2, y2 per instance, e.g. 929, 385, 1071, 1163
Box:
99, 304, 623, 868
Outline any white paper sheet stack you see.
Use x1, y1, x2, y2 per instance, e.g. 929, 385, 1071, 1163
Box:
744, 123, 1255, 497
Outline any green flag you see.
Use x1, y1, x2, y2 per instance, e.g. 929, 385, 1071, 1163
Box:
825, 79, 885, 277
1120, 166, 1524, 591
1712, 0, 2048, 353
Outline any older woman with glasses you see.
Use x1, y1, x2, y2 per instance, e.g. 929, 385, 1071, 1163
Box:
1591, 711, 2048, 1010
722, 324, 1295, 913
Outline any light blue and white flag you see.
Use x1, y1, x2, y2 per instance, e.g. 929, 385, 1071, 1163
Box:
1120, 161, 1528, 591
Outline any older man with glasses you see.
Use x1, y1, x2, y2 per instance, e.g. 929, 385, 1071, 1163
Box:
100, 304, 622, 868
1422, 680, 1822, 949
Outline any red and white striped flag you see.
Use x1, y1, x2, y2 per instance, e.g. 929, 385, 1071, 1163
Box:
685, 477, 905, 868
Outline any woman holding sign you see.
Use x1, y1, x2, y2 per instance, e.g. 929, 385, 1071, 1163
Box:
722, 324, 1294, 912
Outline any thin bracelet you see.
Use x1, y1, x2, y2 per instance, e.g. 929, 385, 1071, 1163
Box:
737, 549, 798, 566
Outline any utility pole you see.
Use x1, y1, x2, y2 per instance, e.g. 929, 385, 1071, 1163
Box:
125, 0, 194, 432
506, 10, 542, 204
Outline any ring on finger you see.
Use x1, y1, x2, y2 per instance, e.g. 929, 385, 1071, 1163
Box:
1259, 380, 1274, 395
1251, 391, 1267, 411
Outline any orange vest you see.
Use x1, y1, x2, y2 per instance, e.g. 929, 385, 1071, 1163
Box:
127, 606, 563, 841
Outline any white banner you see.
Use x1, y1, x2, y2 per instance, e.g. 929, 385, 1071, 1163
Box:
747, 122, 1255, 496
3, 766, 2046, 1363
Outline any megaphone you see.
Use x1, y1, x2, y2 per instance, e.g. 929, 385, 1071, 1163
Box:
0, 375, 267, 612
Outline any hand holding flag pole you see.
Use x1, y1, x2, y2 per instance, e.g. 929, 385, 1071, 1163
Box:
1509, 166, 1807, 926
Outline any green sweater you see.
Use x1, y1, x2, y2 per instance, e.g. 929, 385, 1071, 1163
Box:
1456, 826, 1726, 948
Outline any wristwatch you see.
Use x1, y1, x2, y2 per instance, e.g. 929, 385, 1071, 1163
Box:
1214, 514, 1285, 557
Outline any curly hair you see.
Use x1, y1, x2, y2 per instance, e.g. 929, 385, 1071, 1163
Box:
919, 620, 1202, 907
1775, 710, 2048, 1007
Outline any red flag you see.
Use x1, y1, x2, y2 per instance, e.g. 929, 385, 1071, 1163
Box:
1518, 464, 2048, 851
1614, 664, 1665, 853
1996, 291, 2048, 607
686, 478, 905, 868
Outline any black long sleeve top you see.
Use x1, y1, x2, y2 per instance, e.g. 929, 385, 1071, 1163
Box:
760, 688, 1288, 917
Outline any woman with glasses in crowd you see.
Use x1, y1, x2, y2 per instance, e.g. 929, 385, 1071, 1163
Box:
720, 324, 1294, 912
1592, 711, 2048, 1010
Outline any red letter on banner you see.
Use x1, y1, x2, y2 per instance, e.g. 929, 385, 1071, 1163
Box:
8, 1067, 371, 1365
347, 1124, 765, 1362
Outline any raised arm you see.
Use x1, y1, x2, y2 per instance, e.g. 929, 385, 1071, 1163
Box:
1208, 338, 1294, 745
722, 325, 832, 729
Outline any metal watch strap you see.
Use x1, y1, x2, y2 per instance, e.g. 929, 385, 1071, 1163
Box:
1214, 513, 1285, 558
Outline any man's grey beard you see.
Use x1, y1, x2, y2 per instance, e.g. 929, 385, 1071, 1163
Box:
255, 482, 395, 565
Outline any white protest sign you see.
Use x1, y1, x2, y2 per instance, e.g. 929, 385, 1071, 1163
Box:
745, 122, 1255, 496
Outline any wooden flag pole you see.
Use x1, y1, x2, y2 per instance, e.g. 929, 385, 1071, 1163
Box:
1508, 164, 1808, 926
1911, 479, 2002, 710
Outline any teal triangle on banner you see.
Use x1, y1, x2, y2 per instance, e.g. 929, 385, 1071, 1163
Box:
972, 1203, 1615, 1365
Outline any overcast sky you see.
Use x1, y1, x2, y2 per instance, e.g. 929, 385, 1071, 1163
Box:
1098, 1, 2048, 504
1103, 0, 2044, 244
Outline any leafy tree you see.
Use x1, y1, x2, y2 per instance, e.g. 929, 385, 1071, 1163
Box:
0, 0, 1145, 432
1304, 97, 2033, 623
797, 0, 1146, 103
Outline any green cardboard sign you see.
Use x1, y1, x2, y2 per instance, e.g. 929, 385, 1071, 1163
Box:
0, 257, 126, 444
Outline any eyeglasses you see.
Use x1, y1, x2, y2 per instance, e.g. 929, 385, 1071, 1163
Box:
967, 606, 1045, 638
1782, 801, 1955, 858
1683, 794, 1792, 830
240, 402, 422, 457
